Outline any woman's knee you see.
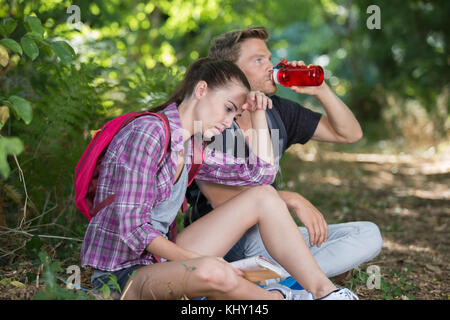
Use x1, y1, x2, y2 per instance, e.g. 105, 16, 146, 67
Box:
246, 185, 286, 212
194, 257, 240, 294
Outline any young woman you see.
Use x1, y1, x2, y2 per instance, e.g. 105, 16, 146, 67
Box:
80, 58, 358, 300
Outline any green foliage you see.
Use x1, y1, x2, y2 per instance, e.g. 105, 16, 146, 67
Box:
346, 265, 420, 300
10, 61, 112, 208
97, 274, 122, 299
0, 13, 75, 179
0, 38, 22, 55
32, 250, 90, 300
7, 95, 32, 124
0, 136, 23, 178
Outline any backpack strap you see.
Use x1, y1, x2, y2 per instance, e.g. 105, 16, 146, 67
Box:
266, 107, 288, 161
90, 112, 171, 218
149, 113, 171, 167
266, 107, 288, 189
178, 137, 204, 229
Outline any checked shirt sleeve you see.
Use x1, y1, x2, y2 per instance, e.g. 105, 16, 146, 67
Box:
195, 145, 278, 186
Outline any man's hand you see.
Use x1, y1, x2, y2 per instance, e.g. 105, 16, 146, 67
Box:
292, 203, 328, 248
284, 60, 328, 97
278, 190, 328, 247
284, 60, 363, 144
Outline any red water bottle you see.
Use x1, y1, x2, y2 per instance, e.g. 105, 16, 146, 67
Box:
273, 58, 324, 87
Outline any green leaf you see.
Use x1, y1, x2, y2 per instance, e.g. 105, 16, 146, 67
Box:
102, 284, 111, 299
24, 31, 43, 41
26, 235, 44, 251
21, 36, 39, 60
1, 136, 23, 155
25, 16, 45, 36
0, 44, 9, 67
11, 280, 25, 288
0, 106, 10, 130
8, 95, 33, 124
0, 38, 22, 55
0, 136, 24, 179
35, 38, 53, 57
50, 41, 73, 66
1, 18, 17, 36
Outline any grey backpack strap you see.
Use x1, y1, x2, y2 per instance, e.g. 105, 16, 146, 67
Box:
266, 107, 288, 158
266, 107, 288, 189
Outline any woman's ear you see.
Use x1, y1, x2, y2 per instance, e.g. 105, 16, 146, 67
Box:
193, 80, 208, 100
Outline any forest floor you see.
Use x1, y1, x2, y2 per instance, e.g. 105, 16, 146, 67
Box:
281, 143, 449, 300
0, 144, 449, 300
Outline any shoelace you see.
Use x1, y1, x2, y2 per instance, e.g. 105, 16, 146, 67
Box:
336, 288, 358, 300
293, 291, 313, 300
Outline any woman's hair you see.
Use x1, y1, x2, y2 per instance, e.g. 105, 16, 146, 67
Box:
208, 27, 269, 62
153, 57, 251, 111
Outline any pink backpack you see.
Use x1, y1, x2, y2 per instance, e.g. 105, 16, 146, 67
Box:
74, 111, 203, 242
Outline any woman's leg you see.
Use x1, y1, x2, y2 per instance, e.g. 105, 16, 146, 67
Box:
223, 221, 382, 278
176, 185, 337, 299
120, 256, 283, 300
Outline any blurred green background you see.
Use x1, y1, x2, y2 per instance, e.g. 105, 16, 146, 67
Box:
0, 0, 448, 246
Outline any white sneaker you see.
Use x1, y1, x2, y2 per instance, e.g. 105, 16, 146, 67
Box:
317, 288, 359, 300
265, 284, 314, 300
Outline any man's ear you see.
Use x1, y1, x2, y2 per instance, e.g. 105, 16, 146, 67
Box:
193, 80, 208, 99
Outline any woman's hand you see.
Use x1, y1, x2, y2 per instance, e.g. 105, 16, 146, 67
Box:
239, 91, 275, 165
242, 90, 272, 112
216, 257, 245, 277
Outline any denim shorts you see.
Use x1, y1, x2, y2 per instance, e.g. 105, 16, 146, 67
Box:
91, 264, 145, 297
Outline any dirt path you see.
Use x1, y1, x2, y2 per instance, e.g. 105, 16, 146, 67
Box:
282, 145, 450, 299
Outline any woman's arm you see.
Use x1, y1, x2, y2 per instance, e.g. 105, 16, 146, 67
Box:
146, 236, 201, 261
245, 91, 274, 165
195, 92, 277, 186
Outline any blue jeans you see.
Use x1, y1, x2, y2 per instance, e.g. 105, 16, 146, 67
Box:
224, 221, 383, 278
91, 264, 145, 297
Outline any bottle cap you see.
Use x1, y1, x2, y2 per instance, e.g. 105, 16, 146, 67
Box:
272, 67, 280, 85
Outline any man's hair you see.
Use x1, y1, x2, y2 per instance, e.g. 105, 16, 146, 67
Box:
208, 27, 269, 63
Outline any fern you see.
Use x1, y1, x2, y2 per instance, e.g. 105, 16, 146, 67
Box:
6, 58, 180, 228
9, 61, 113, 215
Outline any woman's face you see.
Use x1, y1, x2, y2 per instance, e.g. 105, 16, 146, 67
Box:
195, 80, 247, 139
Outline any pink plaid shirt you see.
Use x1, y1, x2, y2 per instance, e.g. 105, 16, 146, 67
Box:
80, 103, 277, 271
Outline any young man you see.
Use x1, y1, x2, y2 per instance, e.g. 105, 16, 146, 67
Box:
186, 27, 382, 283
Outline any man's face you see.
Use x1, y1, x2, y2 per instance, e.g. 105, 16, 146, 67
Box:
235, 38, 276, 94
